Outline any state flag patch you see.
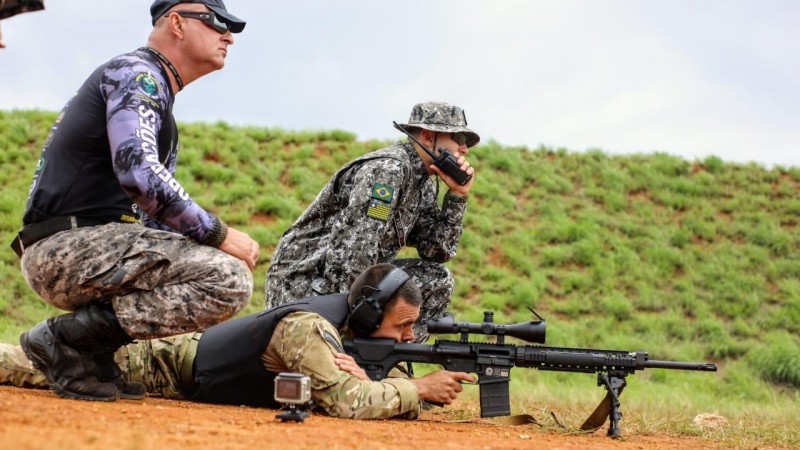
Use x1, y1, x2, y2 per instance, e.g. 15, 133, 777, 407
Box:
367, 199, 392, 222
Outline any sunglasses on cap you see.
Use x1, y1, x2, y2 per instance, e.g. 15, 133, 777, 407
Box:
450, 132, 467, 146
175, 11, 229, 34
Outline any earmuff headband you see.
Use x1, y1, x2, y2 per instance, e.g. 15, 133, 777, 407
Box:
348, 268, 411, 336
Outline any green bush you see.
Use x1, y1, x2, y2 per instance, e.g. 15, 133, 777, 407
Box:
747, 333, 800, 387
599, 293, 634, 321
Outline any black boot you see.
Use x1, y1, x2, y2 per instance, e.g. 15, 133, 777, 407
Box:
63, 303, 146, 400
93, 351, 146, 400
20, 320, 118, 401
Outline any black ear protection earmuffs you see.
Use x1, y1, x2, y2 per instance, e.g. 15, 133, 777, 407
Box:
348, 268, 411, 336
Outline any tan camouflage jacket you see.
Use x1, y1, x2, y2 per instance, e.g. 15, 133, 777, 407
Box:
266, 142, 467, 306
264, 311, 420, 420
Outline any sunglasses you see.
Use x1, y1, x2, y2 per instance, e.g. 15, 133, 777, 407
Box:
450, 132, 468, 146
175, 11, 229, 34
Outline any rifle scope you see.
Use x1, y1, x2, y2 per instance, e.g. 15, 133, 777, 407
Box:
427, 311, 546, 344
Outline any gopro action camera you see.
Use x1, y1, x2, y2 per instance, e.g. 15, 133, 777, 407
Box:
274, 372, 311, 404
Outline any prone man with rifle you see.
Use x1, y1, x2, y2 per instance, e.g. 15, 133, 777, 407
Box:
1, 264, 474, 419
344, 309, 718, 437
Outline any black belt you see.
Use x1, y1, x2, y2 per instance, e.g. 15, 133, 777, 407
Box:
10, 216, 108, 258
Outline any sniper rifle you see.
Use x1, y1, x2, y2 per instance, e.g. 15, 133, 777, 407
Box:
343, 310, 717, 438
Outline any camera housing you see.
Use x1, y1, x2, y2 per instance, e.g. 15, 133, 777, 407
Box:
274, 372, 311, 405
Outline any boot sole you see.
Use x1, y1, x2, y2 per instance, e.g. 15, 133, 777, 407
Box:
52, 386, 119, 402
20, 330, 119, 402
119, 392, 146, 400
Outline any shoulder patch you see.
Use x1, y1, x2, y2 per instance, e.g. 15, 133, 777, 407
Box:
371, 183, 394, 202
367, 200, 391, 222
323, 330, 345, 354
135, 72, 160, 96
367, 183, 394, 222
34, 157, 46, 173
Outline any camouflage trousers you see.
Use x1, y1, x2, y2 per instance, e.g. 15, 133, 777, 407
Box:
267, 258, 453, 343
0, 343, 47, 388
20, 223, 252, 339
0, 334, 198, 399
123, 334, 198, 399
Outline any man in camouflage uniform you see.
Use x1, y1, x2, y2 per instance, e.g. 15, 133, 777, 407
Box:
266, 102, 480, 343
1, 264, 474, 419
12, 0, 257, 403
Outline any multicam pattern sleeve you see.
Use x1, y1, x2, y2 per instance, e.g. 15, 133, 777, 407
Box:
103, 53, 218, 241
267, 312, 420, 419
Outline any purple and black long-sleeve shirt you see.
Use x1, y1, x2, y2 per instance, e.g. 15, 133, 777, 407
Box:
22, 48, 221, 244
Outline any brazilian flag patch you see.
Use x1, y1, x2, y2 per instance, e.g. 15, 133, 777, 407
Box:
371, 184, 394, 202
367, 183, 394, 222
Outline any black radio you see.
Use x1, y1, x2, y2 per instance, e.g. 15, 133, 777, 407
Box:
393, 121, 472, 186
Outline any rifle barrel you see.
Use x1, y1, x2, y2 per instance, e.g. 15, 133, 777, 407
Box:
644, 359, 718, 371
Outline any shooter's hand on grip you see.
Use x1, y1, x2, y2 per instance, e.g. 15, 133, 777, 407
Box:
410, 370, 476, 405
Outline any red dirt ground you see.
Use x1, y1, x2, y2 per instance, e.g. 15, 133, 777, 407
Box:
0, 385, 729, 450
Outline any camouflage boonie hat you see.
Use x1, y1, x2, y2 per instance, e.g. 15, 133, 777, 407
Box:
396, 102, 480, 148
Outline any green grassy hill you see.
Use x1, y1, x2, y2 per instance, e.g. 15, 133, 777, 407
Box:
2, 109, 799, 445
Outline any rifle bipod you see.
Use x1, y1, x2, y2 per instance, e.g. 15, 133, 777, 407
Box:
580, 372, 628, 438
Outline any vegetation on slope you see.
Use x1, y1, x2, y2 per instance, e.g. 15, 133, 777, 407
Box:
1, 109, 798, 446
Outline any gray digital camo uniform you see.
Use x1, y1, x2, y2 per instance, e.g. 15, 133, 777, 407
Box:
266, 142, 466, 342
20, 223, 252, 339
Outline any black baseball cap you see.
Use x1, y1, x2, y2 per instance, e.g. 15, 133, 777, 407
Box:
150, 0, 246, 33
